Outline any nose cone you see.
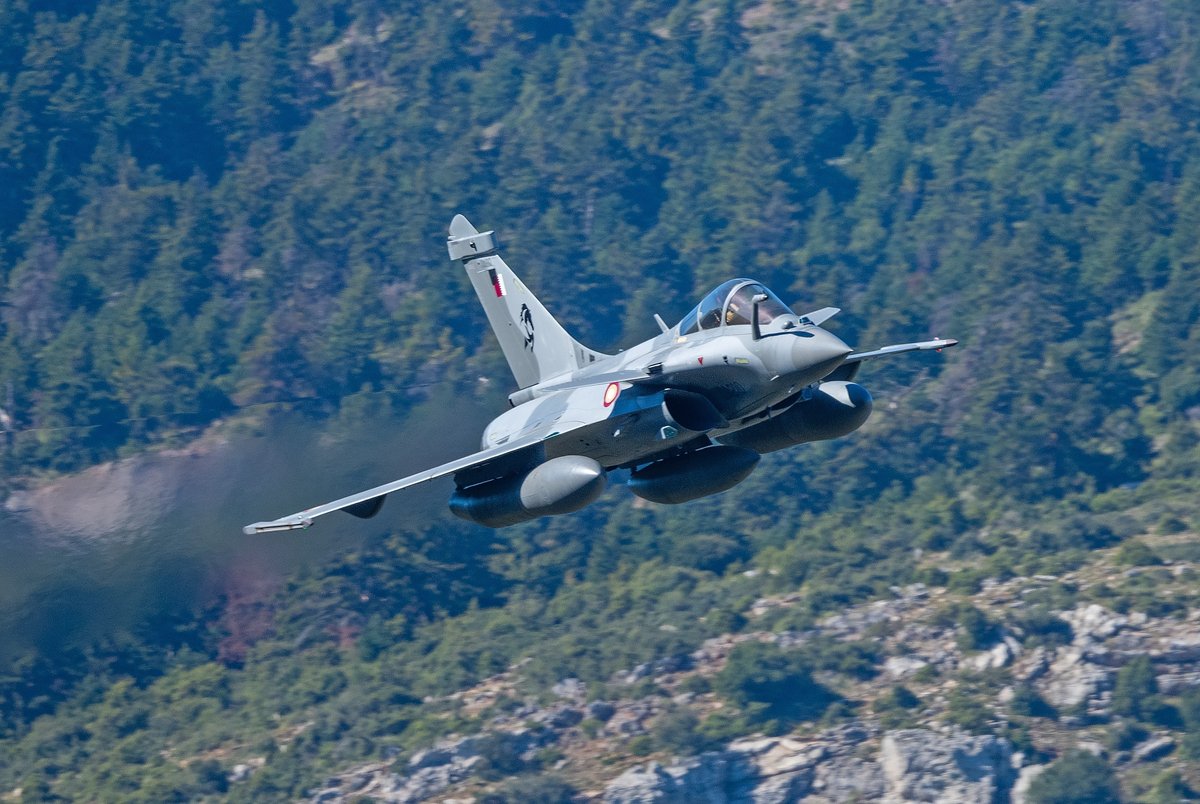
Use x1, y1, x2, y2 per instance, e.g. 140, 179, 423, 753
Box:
790, 328, 852, 383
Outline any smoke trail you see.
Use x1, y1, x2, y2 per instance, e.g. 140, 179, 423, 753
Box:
0, 389, 498, 660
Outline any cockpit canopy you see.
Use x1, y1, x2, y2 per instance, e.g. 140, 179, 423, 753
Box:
676, 279, 795, 336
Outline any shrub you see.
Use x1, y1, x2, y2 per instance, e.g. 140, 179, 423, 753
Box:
653, 707, 703, 755
697, 709, 752, 745
1105, 720, 1148, 752
944, 689, 990, 734
1026, 750, 1120, 804
1143, 770, 1196, 804
1114, 539, 1161, 567
799, 637, 879, 681
475, 733, 526, 780
483, 773, 577, 804
872, 685, 921, 729
1111, 656, 1157, 720
678, 675, 712, 695
933, 603, 1000, 651
713, 642, 838, 726
627, 735, 654, 756
1011, 606, 1073, 648
1008, 684, 1056, 719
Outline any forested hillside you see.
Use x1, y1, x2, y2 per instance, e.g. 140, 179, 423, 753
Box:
2, 0, 1200, 801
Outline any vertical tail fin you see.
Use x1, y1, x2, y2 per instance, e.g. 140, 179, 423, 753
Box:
448, 214, 606, 389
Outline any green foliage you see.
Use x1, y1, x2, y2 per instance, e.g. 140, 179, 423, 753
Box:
1008, 684, 1056, 720
872, 685, 921, 729
697, 709, 754, 746
653, 706, 705, 756
475, 732, 527, 780
713, 642, 838, 729
1111, 656, 1158, 720
943, 689, 991, 734
1010, 606, 1074, 649
677, 675, 711, 696
627, 735, 654, 756
1141, 770, 1196, 804
932, 603, 1000, 652
1169, 688, 1200, 755
1025, 750, 1121, 804
1105, 720, 1148, 752
484, 773, 577, 804
794, 637, 879, 681
1114, 539, 1161, 567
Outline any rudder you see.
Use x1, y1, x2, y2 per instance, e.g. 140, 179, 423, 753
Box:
448, 214, 605, 389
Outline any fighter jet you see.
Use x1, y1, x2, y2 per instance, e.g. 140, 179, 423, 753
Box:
244, 214, 956, 533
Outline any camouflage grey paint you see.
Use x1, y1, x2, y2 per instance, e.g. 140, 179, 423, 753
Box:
243, 215, 957, 534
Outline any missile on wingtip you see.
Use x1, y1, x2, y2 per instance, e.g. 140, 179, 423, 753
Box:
242, 517, 312, 535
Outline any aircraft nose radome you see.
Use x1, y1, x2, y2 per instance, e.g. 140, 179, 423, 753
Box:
798, 328, 852, 363
791, 328, 852, 379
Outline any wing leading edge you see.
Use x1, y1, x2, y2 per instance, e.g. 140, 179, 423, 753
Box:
241, 431, 549, 535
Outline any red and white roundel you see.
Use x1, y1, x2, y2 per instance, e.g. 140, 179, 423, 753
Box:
602, 382, 620, 407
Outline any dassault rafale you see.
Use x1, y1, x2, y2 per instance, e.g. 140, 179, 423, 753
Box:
244, 215, 957, 533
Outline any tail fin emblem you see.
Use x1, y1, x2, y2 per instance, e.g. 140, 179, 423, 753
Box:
521, 304, 535, 351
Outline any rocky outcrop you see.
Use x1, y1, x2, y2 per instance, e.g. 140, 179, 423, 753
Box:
1038, 647, 1114, 711
307, 730, 550, 803
1011, 764, 1048, 804
603, 727, 1011, 804
879, 730, 1013, 803
306, 573, 1200, 803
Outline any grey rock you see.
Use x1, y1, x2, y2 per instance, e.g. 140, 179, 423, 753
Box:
969, 641, 1013, 671
1011, 764, 1048, 804
808, 756, 886, 803
1132, 735, 1175, 763
389, 759, 479, 803
619, 663, 652, 685
407, 735, 481, 770
606, 700, 657, 736
884, 655, 929, 679
1039, 648, 1113, 710
653, 654, 694, 675
880, 729, 1013, 804
603, 758, 727, 804
552, 677, 586, 699
1156, 670, 1200, 694
1062, 604, 1126, 645
1159, 639, 1200, 664
602, 736, 827, 804
407, 746, 453, 770
1015, 646, 1052, 682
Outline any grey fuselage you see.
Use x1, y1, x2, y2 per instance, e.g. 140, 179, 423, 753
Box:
242, 216, 954, 535
481, 298, 852, 472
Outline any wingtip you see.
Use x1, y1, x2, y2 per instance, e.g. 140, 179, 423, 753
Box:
242, 517, 311, 535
